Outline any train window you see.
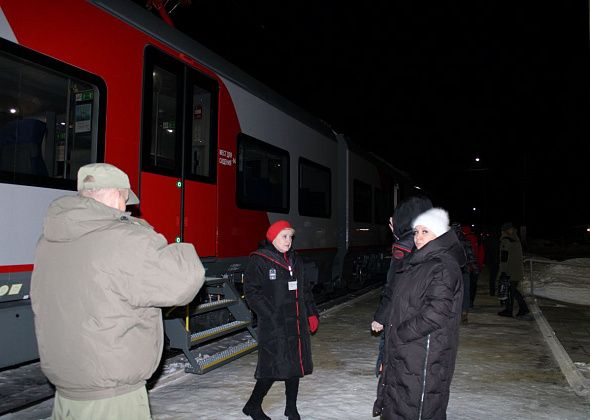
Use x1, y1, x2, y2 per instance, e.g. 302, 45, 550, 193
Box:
142, 50, 182, 176
0, 38, 105, 188
237, 133, 289, 213
299, 158, 331, 218
142, 46, 218, 182
374, 187, 394, 225
353, 179, 372, 222
186, 71, 218, 181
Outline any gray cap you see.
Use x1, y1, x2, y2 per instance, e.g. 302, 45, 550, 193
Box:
77, 163, 139, 205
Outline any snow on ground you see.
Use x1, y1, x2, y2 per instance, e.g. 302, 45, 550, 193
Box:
523, 258, 590, 305
2, 260, 590, 419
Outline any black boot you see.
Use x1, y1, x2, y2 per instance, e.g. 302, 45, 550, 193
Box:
243, 379, 273, 420
242, 403, 271, 420
498, 309, 513, 317
284, 377, 300, 420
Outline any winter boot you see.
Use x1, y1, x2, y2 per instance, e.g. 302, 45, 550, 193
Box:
242, 402, 271, 420
284, 377, 300, 420
497, 309, 513, 317
243, 379, 273, 420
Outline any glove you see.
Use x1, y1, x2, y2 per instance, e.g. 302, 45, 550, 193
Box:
308, 315, 319, 333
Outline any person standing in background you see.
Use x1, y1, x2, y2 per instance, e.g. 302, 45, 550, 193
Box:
451, 223, 477, 323
483, 228, 500, 296
462, 225, 484, 307
31, 163, 205, 420
497, 222, 530, 318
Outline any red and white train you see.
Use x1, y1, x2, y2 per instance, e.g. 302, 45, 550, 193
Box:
0, 0, 413, 369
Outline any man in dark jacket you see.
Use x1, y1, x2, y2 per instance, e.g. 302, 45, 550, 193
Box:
371, 195, 432, 375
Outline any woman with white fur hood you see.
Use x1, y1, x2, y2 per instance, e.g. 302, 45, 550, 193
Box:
373, 208, 465, 420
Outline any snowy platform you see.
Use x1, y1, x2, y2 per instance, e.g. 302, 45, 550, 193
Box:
3, 277, 590, 419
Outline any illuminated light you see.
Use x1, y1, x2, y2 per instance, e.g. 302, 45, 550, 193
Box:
176, 181, 182, 188
414, 185, 421, 190
9, 108, 17, 114
166, 129, 174, 133
587, 227, 590, 233
475, 157, 480, 162
60, 122, 66, 126
473, 207, 476, 211
175, 236, 181, 243
356, 228, 370, 232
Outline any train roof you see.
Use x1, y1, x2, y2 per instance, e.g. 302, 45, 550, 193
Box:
92, 0, 336, 141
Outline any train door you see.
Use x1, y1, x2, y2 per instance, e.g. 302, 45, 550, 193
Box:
140, 46, 218, 256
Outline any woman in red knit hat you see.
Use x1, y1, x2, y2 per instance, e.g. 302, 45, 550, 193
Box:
242, 220, 319, 420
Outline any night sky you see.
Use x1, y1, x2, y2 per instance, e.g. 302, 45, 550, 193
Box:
136, 1, 589, 240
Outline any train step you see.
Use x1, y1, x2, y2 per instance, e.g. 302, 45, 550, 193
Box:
190, 320, 250, 345
164, 274, 257, 374
187, 339, 258, 374
195, 298, 236, 314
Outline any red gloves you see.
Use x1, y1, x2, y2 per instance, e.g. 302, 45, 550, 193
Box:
308, 315, 319, 333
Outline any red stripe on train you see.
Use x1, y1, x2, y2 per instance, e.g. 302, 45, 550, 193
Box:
0, 265, 34, 273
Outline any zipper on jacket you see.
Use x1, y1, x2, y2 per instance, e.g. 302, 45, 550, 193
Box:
418, 333, 431, 420
283, 253, 305, 376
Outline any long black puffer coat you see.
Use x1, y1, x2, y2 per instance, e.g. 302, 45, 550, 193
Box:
375, 230, 465, 420
244, 242, 318, 380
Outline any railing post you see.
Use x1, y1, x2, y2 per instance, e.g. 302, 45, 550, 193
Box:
529, 259, 534, 297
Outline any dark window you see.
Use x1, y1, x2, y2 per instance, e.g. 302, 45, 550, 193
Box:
374, 187, 394, 225
0, 38, 105, 189
187, 77, 218, 180
353, 179, 372, 222
142, 46, 218, 182
237, 133, 289, 213
299, 158, 330, 218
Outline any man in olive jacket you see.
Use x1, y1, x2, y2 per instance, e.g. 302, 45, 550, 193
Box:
31, 163, 205, 419
497, 222, 529, 317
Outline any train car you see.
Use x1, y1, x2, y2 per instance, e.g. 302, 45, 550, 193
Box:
0, 0, 413, 372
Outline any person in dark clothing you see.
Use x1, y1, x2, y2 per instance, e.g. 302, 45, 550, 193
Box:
483, 229, 500, 296
451, 223, 477, 323
374, 208, 465, 419
243, 220, 319, 420
462, 225, 484, 307
497, 222, 530, 318
371, 195, 433, 375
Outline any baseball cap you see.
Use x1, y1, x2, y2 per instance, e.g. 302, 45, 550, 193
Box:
77, 163, 139, 205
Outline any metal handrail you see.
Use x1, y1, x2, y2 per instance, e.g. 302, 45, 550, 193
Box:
523, 257, 590, 297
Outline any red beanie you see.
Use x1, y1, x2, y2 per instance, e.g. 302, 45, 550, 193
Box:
266, 220, 294, 242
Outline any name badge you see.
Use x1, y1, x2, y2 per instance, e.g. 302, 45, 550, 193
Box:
288, 280, 297, 290
269, 268, 276, 280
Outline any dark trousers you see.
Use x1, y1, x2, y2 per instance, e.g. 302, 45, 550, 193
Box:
462, 271, 470, 311
469, 272, 479, 307
247, 377, 299, 410
489, 265, 499, 296
505, 281, 529, 315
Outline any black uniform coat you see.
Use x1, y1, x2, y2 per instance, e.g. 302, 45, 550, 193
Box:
375, 230, 465, 420
244, 242, 318, 380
